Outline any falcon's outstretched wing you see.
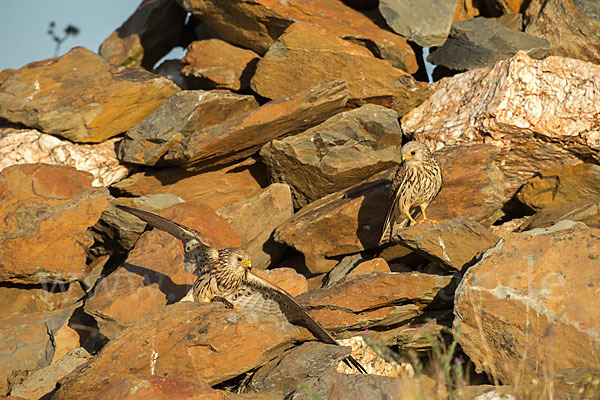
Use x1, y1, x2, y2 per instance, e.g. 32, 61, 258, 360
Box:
235, 272, 367, 374
116, 205, 219, 275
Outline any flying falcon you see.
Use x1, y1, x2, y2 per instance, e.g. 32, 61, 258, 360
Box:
117, 204, 367, 374
380, 141, 443, 245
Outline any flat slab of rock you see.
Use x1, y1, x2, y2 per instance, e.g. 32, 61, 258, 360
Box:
520, 199, 600, 231
217, 183, 293, 269
428, 17, 549, 71
164, 80, 348, 170
54, 302, 299, 398
298, 272, 454, 334
0, 306, 76, 395
99, 0, 186, 69
0, 47, 180, 143
0, 282, 84, 320
394, 217, 500, 272
251, 23, 429, 116
379, 0, 457, 47
89, 194, 184, 257
118, 90, 258, 166
111, 159, 268, 210
260, 104, 403, 208
404, 51, 600, 199
9, 347, 90, 399
84, 202, 241, 339
524, 0, 600, 64
0, 128, 129, 187
516, 163, 600, 211
455, 221, 600, 383
275, 144, 505, 273
182, 39, 259, 91
177, 0, 418, 73
0, 164, 110, 284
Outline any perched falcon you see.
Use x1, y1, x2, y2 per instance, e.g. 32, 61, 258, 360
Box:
379, 141, 443, 245
116, 204, 367, 374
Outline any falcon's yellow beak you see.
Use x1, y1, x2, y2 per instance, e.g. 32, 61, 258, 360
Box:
402, 153, 410, 161
242, 260, 252, 271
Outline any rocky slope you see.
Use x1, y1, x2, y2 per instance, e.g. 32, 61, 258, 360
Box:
1, 0, 599, 399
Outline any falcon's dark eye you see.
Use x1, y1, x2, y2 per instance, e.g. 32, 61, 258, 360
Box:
237, 257, 244, 262
410, 150, 416, 156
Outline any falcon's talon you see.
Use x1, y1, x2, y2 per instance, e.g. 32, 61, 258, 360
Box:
210, 296, 235, 309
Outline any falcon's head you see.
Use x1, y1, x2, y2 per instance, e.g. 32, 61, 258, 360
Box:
400, 141, 432, 166
220, 248, 252, 278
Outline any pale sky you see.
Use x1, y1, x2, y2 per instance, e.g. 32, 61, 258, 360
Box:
0, 1, 141, 71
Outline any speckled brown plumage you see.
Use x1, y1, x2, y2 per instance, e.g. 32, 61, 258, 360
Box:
380, 141, 443, 245
117, 204, 367, 374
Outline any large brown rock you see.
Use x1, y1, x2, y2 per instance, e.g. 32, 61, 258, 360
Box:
0, 47, 180, 143
182, 39, 259, 91
251, 23, 429, 116
88, 374, 280, 400
176, 0, 418, 73
54, 302, 299, 398
84, 202, 241, 339
516, 163, 600, 211
164, 80, 348, 170
403, 51, 600, 199
260, 104, 403, 208
99, 0, 186, 69
298, 272, 454, 334
0, 282, 84, 320
111, 159, 268, 211
394, 217, 500, 273
455, 221, 600, 384
0, 128, 129, 187
217, 184, 293, 269
0, 306, 76, 395
0, 164, 111, 284
524, 0, 600, 64
275, 144, 505, 273
118, 90, 258, 166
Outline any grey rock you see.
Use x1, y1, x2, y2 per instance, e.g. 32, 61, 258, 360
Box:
10, 347, 90, 399
118, 90, 258, 166
260, 104, 402, 208
250, 342, 350, 397
428, 17, 549, 71
289, 369, 416, 400
0, 306, 77, 395
89, 194, 184, 257
217, 184, 294, 269
153, 59, 190, 90
324, 254, 366, 288
379, 0, 458, 47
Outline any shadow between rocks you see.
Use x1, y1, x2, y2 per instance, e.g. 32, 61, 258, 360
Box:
121, 262, 192, 304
